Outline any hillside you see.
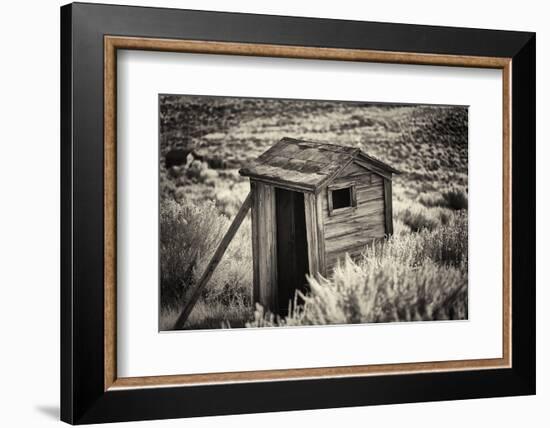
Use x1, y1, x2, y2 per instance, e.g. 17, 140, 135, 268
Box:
160, 95, 467, 216
158, 95, 469, 330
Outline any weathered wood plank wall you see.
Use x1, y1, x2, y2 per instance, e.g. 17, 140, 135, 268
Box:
315, 194, 327, 277
321, 163, 386, 272
304, 193, 320, 277
383, 176, 394, 236
250, 180, 278, 310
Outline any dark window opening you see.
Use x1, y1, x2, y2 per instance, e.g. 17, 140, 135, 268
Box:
332, 187, 352, 209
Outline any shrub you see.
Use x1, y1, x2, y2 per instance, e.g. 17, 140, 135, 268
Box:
158, 100, 471, 329
442, 188, 468, 210
397, 206, 440, 232
160, 200, 225, 308
395, 200, 457, 233
393, 219, 411, 236
159, 199, 252, 322
418, 192, 446, 208
418, 188, 468, 211
395, 201, 441, 232
247, 257, 467, 328
247, 211, 468, 328
375, 210, 467, 267
161, 300, 254, 330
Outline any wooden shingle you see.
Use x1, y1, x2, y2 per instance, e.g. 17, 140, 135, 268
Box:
239, 137, 399, 191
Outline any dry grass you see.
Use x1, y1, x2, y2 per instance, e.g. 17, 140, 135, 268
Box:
248, 211, 468, 327
161, 301, 254, 330
159, 199, 252, 330
159, 96, 469, 330
159, 96, 468, 216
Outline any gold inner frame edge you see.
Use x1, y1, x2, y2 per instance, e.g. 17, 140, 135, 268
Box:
104, 36, 512, 391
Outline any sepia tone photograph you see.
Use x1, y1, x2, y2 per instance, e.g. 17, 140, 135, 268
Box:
159, 95, 468, 331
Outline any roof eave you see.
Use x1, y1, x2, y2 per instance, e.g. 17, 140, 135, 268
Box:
241, 172, 318, 193
356, 152, 401, 175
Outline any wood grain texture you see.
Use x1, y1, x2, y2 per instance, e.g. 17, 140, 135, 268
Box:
266, 186, 279, 311
110, 356, 509, 390
251, 181, 278, 310
502, 62, 512, 366
324, 218, 384, 241
326, 173, 383, 208
383, 177, 394, 236
316, 192, 327, 276
250, 182, 260, 304
355, 159, 393, 180
240, 137, 361, 191
104, 35, 117, 392
326, 233, 380, 255
103, 35, 512, 390
340, 162, 369, 177
104, 35, 511, 69
322, 163, 385, 266
304, 193, 320, 277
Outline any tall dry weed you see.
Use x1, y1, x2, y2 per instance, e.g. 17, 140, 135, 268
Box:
160, 199, 252, 328
247, 211, 468, 328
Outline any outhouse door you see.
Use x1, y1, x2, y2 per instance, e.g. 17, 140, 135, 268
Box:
275, 188, 309, 316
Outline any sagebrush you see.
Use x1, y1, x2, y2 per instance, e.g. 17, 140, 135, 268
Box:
159, 199, 252, 329
158, 98, 469, 329
247, 211, 468, 328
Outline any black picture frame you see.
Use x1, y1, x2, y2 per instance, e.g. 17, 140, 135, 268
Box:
61, 2, 535, 424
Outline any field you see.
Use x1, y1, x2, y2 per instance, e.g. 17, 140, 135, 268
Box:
159, 95, 468, 330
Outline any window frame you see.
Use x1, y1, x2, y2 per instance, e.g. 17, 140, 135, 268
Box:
327, 181, 357, 216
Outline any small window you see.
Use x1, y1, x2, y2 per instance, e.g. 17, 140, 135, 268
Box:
332, 187, 352, 209
328, 183, 357, 215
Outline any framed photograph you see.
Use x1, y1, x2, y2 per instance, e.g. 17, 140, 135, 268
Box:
61, 2, 535, 424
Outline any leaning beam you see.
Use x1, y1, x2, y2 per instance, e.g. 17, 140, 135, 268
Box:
174, 192, 252, 329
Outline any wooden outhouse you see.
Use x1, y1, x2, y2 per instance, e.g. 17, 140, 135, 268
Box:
239, 137, 399, 315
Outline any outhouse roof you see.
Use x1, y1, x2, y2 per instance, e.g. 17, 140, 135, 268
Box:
239, 137, 399, 191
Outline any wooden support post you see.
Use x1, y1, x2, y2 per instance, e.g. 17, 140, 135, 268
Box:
383, 177, 393, 236
250, 181, 278, 313
315, 192, 327, 277
304, 192, 320, 277
174, 192, 252, 330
